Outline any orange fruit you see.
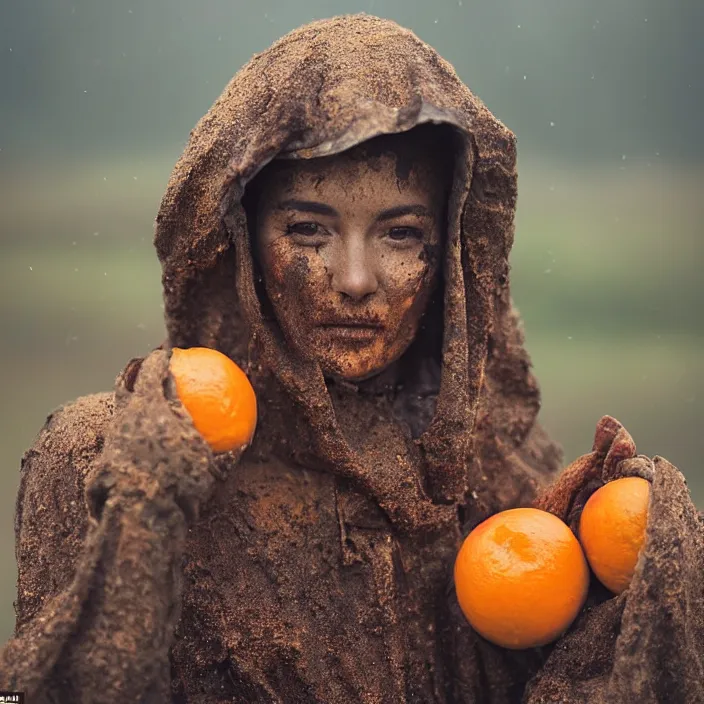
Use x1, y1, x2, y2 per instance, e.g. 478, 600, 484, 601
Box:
578, 476, 650, 595
454, 508, 589, 650
169, 347, 257, 454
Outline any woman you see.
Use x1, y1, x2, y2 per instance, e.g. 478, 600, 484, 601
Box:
2, 14, 702, 704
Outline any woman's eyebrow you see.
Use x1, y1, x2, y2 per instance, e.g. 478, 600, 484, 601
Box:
376, 204, 432, 222
275, 199, 339, 217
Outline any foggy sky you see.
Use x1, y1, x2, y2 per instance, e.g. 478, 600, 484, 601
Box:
1, 0, 701, 165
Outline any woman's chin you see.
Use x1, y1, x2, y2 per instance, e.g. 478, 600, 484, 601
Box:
320, 354, 402, 385
323, 366, 380, 384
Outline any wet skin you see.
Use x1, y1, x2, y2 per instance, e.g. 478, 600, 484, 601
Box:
252, 135, 449, 382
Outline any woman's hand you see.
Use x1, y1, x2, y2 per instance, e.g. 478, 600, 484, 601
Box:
525, 421, 704, 703
533, 415, 654, 528
85, 348, 232, 525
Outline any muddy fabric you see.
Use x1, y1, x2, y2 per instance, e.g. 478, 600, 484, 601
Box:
2, 12, 702, 704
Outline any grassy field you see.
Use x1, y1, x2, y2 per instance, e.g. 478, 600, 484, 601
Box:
0, 154, 701, 641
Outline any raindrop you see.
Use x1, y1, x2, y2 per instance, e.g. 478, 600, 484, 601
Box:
517, 24, 521, 29
622, 155, 627, 161
29, 266, 33, 271
544, 269, 552, 274
93, 231, 100, 237
550, 121, 555, 127
434, 19, 438, 24
567, 336, 573, 340
133, 176, 138, 180
458, 0, 463, 6
523, 75, 527, 80
72, 241, 77, 246
549, 185, 555, 192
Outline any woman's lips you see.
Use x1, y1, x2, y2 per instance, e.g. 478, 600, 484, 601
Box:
317, 323, 382, 342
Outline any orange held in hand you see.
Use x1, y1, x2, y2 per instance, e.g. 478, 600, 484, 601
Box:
454, 508, 589, 650
578, 476, 650, 595
169, 347, 257, 454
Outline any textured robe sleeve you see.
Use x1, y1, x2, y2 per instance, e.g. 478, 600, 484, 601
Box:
0, 351, 218, 704
525, 455, 704, 703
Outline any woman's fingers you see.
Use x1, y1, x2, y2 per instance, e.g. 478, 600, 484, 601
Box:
114, 347, 174, 407
602, 426, 637, 478
606, 455, 655, 483
592, 415, 625, 454
117, 356, 145, 394
533, 451, 601, 521
130, 348, 172, 396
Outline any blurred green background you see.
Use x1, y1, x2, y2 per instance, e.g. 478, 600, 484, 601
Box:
0, 0, 701, 642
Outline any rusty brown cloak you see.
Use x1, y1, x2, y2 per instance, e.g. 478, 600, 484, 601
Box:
3, 13, 703, 704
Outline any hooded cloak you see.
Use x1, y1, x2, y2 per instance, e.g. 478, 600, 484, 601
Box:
3, 13, 702, 704
154, 14, 563, 700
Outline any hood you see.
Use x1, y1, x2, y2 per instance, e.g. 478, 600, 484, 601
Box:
154, 13, 561, 533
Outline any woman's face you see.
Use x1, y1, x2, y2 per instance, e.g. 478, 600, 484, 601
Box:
252, 136, 448, 382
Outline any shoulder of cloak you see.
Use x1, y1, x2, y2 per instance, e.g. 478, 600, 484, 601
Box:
13, 392, 114, 629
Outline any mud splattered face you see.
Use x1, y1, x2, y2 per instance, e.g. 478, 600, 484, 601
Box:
252, 132, 449, 382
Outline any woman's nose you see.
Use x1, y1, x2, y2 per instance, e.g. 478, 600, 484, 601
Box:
330, 240, 379, 301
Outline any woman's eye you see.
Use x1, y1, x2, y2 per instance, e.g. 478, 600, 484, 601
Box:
387, 226, 423, 242
286, 222, 321, 237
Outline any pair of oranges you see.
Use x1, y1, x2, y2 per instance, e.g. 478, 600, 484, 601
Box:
169, 347, 649, 653
454, 477, 650, 650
